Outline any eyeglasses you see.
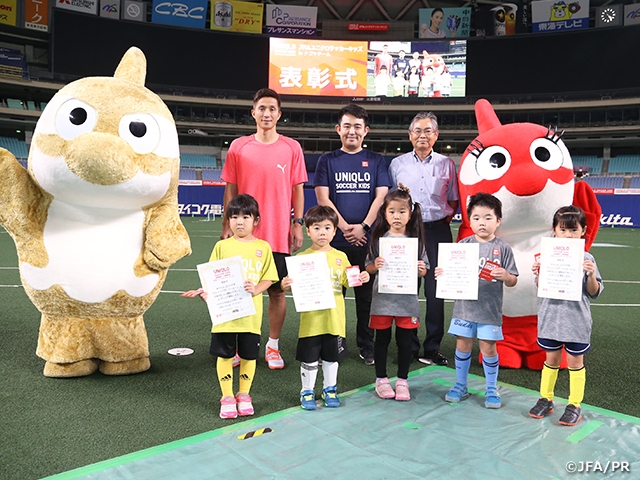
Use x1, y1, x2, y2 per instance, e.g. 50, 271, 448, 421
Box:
411, 128, 435, 136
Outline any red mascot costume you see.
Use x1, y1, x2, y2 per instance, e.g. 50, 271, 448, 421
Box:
457, 99, 601, 369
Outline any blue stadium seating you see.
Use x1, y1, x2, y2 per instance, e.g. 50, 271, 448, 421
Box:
583, 176, 624, 188
608, 155, 640, 174
179, 168, 197, 180
0, 136, 29, 159
571, 155, 603, 174
180, 153, 217, 168
629, 176, 640, 188
201, 169, 222, 181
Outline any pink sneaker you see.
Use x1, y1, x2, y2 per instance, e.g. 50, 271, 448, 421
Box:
395, 379, 410, 401
232, 352, 241, 368
265, 346, 284, 370
236, 393, 254, 416
375, 378, 395, 399
219, 396, 237, 419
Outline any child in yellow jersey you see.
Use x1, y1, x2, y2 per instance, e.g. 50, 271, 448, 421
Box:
282, 206, 370, 410
183, 194, 278, 419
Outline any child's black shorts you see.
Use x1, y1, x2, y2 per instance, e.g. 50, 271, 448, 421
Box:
296, 334, 348, 363
210, 332, 260, 360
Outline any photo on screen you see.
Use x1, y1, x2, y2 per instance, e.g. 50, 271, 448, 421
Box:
368, 40, 466, 98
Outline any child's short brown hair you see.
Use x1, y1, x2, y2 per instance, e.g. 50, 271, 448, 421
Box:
304, 205, 338, 228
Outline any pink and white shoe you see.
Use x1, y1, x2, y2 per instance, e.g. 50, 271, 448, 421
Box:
395, 379, 410, 401
232, 352, 241, 368
219, 396, 237, 419
236, 393, 254, 416
375, 378, 395, 399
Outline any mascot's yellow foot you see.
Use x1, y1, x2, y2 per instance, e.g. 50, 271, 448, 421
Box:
44, 359, 100, 378
99, 357, 150, 376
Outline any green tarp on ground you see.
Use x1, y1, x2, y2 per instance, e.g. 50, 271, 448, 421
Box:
47, 366, 640, 480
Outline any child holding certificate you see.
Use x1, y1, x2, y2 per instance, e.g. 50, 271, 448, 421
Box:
183, 194, 278, 419
437, 193, 518, 408
528, 206, 603, 426
282, 206, 370, 410
365, 186, 429, 401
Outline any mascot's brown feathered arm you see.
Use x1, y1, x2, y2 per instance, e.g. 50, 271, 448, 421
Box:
573, 181, 601, 251
143, 202, 191, 271
0, 149, 50, 266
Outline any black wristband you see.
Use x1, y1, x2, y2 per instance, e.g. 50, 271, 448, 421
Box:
293, 218, 304, 226
361, 222, 370, 232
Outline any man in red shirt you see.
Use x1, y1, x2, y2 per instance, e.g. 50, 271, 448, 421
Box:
221, 88, 308, 369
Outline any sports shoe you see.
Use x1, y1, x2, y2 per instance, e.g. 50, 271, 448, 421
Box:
485, 386, 502, 409
418, 351, 449, 366
359, 351, 375, 366
322, 386, 340, 408
445, 382, 469, 403
235, 393, 254, 416
219, 396, 237, 419
559, 404, 582, 426
375, 378, 395, 399
300, 389, 317, 410
395, 379, 410, 401
232, 352, 241, 368
529, 398, 554, 419
265, 346, 285, 370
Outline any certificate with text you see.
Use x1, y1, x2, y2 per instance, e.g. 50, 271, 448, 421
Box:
436, 242, 479, 300
197, 256, 256, 326
378, 237, 418, 294
286, 253, 336, 312
538, 237, 585, 302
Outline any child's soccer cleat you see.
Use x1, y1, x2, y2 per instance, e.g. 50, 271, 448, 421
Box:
300, 389, 317, 410
529, 398, 554, 419
265, 346, 285, 370
232, 352, 241, 368
235, 393, 254, 416
375, 378, 395, 399
485, 386, 502, 409
322, 386, 340, 407
559, 405, 582, 426
219, 396, 237, 419
445, 382, 469, 403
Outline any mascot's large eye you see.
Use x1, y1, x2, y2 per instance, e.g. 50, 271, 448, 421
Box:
474, 145, 511, 181
529, 138, 565, 171
54, 98, 98, 140
119, 113, 161, 154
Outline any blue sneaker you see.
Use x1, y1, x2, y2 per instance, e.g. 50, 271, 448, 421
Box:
322, 386, 340, 408
485, 386, 502, 409
300, 389, 316, 410
445, 382, 469, 403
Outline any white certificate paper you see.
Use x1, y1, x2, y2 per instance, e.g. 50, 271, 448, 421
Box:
538, 237, 585, 302
285, 252, 336, 312
378, 237, 418, 295
436, 242, 479, 300
197, 256, 256, 326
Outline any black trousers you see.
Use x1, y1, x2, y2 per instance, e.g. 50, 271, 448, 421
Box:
336, 245, 375, 355
412, 221, 454, 355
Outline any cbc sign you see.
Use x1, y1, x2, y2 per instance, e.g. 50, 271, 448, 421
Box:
151, 0, 207, 28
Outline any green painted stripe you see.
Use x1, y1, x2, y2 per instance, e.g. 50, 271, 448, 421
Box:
565, 420, 604, 444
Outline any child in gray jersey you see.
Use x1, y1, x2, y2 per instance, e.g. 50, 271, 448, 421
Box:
365, 186, 429, 401
436, 192, 518, 409
528, 206, 603, 427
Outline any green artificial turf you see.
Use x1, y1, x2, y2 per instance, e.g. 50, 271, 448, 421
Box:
0, 220, 638, 480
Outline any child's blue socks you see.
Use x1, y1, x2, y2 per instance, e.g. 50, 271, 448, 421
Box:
455, 349, 472, 386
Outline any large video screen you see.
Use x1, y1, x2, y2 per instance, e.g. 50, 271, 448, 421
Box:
269, 38, 466, 98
